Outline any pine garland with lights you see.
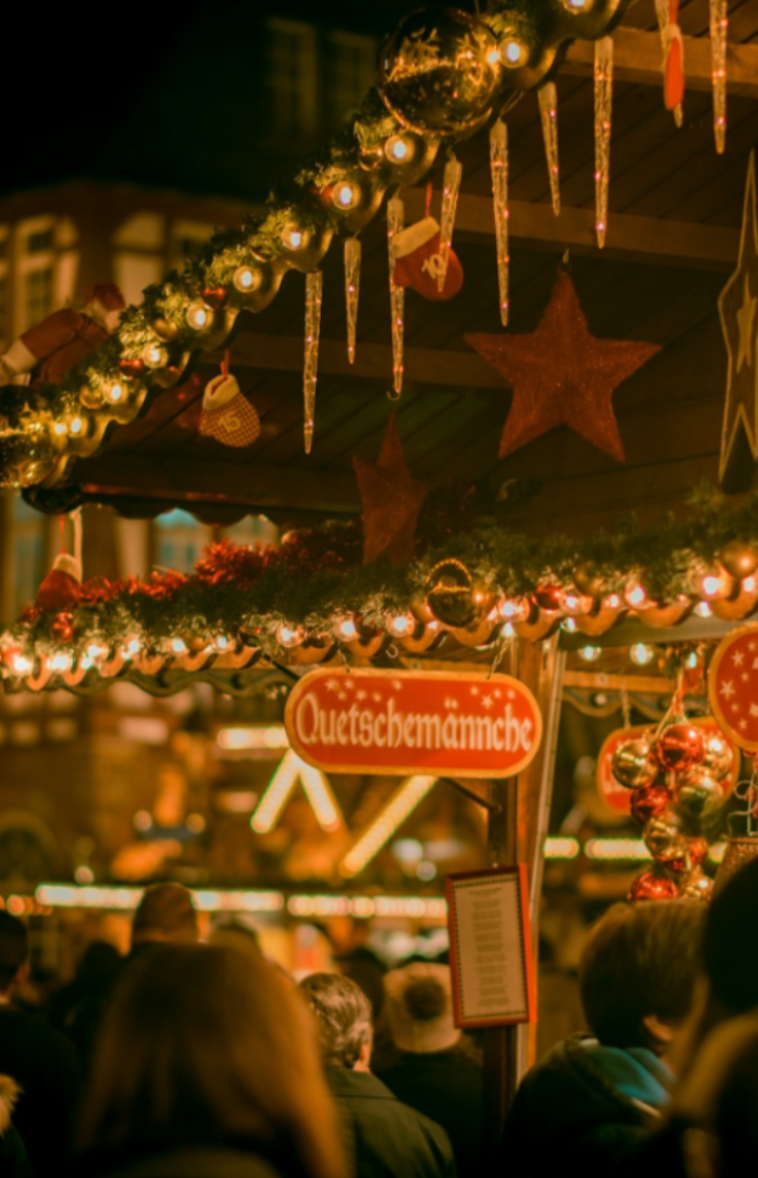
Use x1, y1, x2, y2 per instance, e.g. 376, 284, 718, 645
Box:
4, 485, 758, 683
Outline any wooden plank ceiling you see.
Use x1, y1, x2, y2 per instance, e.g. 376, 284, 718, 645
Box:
54, 0, 758, 537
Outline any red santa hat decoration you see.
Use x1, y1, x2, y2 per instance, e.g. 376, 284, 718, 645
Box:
37, 511, 83, 612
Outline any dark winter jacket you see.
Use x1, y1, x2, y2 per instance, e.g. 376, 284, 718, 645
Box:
0, 1002, 82, 1178
375, 1049, 483, 1178
500, 1033, 674, 1176
326, 1067, 457, 1178
0, 1075, 33, 1178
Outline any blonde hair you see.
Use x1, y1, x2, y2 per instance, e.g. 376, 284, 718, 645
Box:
80, 946, 348, 1178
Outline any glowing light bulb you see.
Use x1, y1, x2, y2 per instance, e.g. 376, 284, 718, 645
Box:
605, 593, 622, 609
126, 639, 141, 657
630, 643, 654, 666
387, 615, 414, 638
170, 638, 187, 654
501, 621, 515, 638
333, 181, 360, 210
500, 599, 528, 622
186, 302, 212, 330
579, 646, 601, 662
336, 618, 359, 642
12, 654, 33, 675
701, 573, 723, 598
53, 421, 67, 436
562, 617, 578, 632
501, 38, 527, 67
282, 224, 309, 251
50, 653, 71, 672
142, 343, 167, 369
694, 601, 713, 618
385, 134, 415, 164
86, 642, 106, 660
233, 265, 263, 294
106, 383, 124, 404
277, 624, 303, 649
685, 651, 699, 669
215, 636, 230, 651
626, 583, 647, 608
69, 416, 84, 436
744, 576, 757, 593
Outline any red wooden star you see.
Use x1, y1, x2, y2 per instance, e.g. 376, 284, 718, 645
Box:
466, 270, 661, 462
353, 414, 428, 565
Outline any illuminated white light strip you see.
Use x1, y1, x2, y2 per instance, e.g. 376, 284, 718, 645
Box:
250, 751, 302, 833
35, 885, 285, 913
250, 751, 343, 834
217, 726, 289, 751
544, 836, 581, 859
340, 775, 438, 878
299, 765, 343, 832
584, 838, 649, 861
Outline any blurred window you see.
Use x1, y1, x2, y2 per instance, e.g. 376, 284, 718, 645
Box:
326, 31, 378, 126
265, 18, 318, 139
12, 498, 46, 615
155, 509, 212, 574
18, 218, 56, 331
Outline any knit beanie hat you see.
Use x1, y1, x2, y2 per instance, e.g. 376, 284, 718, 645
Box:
384, 962, 460, 1053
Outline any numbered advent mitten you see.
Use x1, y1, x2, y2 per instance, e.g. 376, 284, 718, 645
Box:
391, 216, 463, 302
199, 372, 260, 448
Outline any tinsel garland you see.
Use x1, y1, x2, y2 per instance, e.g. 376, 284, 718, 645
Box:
6, 486, 758, 665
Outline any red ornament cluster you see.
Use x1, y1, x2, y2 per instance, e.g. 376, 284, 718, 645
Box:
611, 699, 735, 902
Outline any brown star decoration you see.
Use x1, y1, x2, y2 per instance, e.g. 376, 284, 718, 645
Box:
719, 151, 758, 494
353, 413, 428, 565
466, 269, 661, 463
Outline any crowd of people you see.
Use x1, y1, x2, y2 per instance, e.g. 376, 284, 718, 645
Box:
0, 858, 755, 1177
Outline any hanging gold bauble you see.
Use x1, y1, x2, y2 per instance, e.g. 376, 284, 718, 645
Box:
720, 540, 758, 579
426, 558, 487, 629
379, 8, 502, 135
611, 737, 658, 790
0, 388, 58, 488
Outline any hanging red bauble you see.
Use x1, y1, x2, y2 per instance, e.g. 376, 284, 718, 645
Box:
688, 838, 710, 869
202, 286, 228, 310
51, 612, 75, 642
611, 737, 658, 790
654, 721, 706, 772
533, 584, 563, 612
629, 870, 680, 902
630, 782, 671, 826
118, 358, 146, 379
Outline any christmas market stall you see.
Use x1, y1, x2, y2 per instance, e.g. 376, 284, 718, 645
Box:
2, 0, 758, 1138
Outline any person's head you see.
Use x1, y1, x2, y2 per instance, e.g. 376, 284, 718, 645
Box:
339, 949, 387, 1023
131, 884, 198, 949
384, 962, 460, 1054
81, 946, 348, 1178
208, 920, 262, 959
299, 972, 373, 1071
0, 912, 29, 996
579, 900, 705, 1055
77, 940, 121, 980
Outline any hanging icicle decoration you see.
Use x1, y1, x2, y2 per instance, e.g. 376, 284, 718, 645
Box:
594, 37, 614, 250
710, 0, 728, 154
344, 238, 361, 365
303, 269, 323, 454
387, 196, 405, 397
538, 83, 560, 216
654, 0, 684, 127
490, 119, 510, 328
437, 154, 463, 293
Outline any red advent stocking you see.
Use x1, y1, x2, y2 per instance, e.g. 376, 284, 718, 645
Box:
37, 553, 82, 612
392, 218, 463, 302
199, 363, 260, 449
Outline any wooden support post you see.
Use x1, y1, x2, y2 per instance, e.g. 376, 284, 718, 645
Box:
482, 635, 564, 1164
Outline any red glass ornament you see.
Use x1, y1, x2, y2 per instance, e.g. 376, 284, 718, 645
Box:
533, 584, 563, 612
688, 838, 709, 869
51, 612, 75, 642
202, 286, 228, 310
629, 870, 680, 902
118, 358, 147, 379
654, 722, 706, 772
631, 782, 671, 826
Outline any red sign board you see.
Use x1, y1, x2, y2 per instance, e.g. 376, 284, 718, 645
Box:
709, 624, 758, 752
285, 669, 543, 778
597, 718, 738, 813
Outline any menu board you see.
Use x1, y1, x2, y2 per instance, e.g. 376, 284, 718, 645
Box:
446, 866, 535, 1028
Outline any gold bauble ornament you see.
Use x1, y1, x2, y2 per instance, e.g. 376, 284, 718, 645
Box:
572, 561, 605, 598
679, 870, 715, 902
702, 732, 734, 781
0, 388, 58, 488
426, 558, 487, 628
720, 539, 758, 579
644, 809, 691, 866
611, 737, 658, 790
379, 8, 502, 135
675, 768, 725, 837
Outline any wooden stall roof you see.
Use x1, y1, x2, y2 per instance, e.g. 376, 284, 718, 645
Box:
26, 0, 758, 538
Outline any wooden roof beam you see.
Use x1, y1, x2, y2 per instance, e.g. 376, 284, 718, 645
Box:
401, 192, 739, 270
77, 456, 361, 513
563, 27, 758, 98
